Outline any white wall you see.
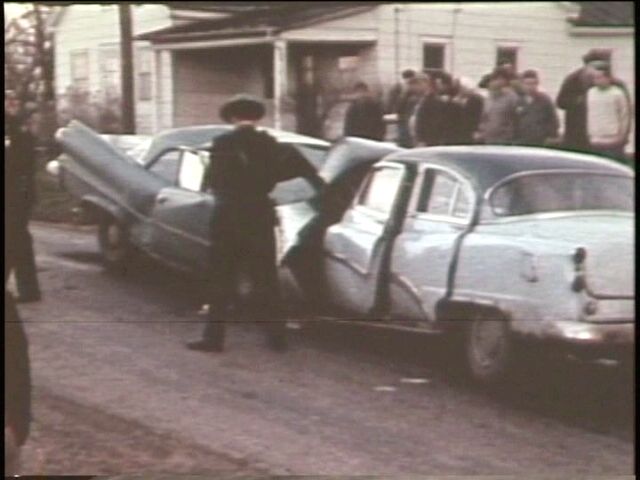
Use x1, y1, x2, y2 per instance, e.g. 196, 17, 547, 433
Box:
53, 4, 171, 133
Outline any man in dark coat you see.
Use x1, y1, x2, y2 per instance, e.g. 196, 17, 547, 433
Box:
448, 76, 484, 145
5, 291, 32, 475
5, 94, 42, 303
414, 75, 448, 147
514, 70, 560, 146
556, 49, 630, 152
343, 82, 386, 141
187, 94, 325, 353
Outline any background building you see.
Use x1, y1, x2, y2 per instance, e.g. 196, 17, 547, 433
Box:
50, 2, 634, 150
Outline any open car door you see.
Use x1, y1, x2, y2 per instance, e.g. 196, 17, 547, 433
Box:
275, 138, 404, 313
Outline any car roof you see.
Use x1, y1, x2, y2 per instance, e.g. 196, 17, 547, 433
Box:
141, 124, 329, 164
385, 145, 633, 192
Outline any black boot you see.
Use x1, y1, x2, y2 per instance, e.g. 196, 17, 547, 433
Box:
186, 339, 224, 353
186, 318, 226, 352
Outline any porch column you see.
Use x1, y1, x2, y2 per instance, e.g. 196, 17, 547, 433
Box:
273, 38, 288, 130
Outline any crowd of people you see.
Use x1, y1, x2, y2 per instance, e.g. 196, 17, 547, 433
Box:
343, 48, 632, 165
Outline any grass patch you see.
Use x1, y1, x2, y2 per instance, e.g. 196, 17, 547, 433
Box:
31, 162, 78, 224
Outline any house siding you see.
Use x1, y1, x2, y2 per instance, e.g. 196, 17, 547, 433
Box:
53, 4, 171, 134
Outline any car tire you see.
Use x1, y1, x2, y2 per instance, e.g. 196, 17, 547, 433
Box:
464, 312, 515, 385
97, 216, 132, 274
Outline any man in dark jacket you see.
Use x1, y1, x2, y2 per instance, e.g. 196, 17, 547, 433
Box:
5, 94, 41, 303
514, 70, 559, 146
414, 75, 448, 147
344, 82, 386, 141
187, 94, 325, 353
449, 76, 484, 145
5, 291, 32, 475
556, 49, 630, 152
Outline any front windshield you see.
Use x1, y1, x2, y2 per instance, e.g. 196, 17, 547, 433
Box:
490, 172, 634, 216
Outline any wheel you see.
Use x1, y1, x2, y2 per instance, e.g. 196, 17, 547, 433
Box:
465, 313, 514, 384
97, 216, 132, 273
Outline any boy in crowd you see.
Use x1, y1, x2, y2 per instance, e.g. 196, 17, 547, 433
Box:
514, 70, 559, 146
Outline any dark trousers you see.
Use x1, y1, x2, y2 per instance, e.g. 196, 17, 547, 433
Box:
5, 212, 40, 297
202, 207, 285, 347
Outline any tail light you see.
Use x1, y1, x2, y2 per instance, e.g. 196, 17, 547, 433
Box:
571, 247, 587, 292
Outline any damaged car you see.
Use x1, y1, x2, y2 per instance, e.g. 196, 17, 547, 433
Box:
52, 122, 634, 383
277, 145, 634, 383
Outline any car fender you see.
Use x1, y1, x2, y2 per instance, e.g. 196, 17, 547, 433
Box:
80, 195, 129, 225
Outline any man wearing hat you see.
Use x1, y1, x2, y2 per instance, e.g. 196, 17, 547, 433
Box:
187, 94, 325, 353
556, 49, 630, 151
5, 92, 42, 303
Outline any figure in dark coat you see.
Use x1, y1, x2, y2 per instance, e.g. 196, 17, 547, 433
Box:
344, 82, 386, 141
448, 77, 484, 145
514, 70, 560, 146
5, 290, 32, 475
556, 49, 630, 151
5, 95, 41, 303
413, 76, 448, 147
186, 95, 325, 353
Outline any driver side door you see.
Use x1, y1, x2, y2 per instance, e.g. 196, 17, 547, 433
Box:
147, 149, 214, 275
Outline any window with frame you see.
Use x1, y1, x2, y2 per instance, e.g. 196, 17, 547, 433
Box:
137, 47, 153, 101
99, 45, 120, 95
357, 167, 405, 214
496, 46, 518, 70
423, 43, 445, 74
148, 149, 181, 184
70, 50, 90, 91
416, 169, 473, 219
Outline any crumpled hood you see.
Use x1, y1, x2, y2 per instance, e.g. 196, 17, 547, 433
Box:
530, 214, 634, 297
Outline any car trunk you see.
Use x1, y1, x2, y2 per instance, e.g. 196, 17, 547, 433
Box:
530, 214, 634, 298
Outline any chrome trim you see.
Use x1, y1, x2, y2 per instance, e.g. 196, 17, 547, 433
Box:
479, 210, 633, 225
324, 250, 368, 277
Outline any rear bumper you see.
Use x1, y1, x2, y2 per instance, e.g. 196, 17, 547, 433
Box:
511, 320, 634, 360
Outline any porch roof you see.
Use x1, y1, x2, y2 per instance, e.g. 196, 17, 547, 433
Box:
136, 3, 381, 44
570, 2, 634, 27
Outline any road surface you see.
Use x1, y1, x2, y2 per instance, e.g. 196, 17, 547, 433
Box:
11, 223, 634, 476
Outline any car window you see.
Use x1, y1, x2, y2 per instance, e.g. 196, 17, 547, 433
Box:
148, 149, 181, 184
490, 172, 634, 216
416, 169, 472, 219
179, 150, 209, 192
357, 166, 405, 214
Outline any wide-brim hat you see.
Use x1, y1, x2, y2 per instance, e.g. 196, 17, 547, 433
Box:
219, 94, 266, 122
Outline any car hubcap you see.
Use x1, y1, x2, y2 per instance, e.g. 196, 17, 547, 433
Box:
471, 321, 505, 369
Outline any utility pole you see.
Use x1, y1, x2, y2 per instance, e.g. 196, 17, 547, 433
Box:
119, 3, 135, 133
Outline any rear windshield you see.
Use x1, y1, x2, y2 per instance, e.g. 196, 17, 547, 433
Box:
490, 172, 634, 216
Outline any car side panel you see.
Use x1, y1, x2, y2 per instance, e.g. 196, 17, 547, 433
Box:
389, 218, 466, 324
451, 224, 582, 332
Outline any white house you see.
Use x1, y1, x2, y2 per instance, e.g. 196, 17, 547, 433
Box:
52, 2, 634, 150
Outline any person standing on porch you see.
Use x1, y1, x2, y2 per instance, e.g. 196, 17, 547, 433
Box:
586, 62, 631, 164
186, 94, 325, 353
343, 82, 386, 141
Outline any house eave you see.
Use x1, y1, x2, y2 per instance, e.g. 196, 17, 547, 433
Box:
150, 36, 275, 51
568, 25, 634, 36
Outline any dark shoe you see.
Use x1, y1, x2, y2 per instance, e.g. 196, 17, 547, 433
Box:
16, 292, 41, 304
186, 340, 224, 353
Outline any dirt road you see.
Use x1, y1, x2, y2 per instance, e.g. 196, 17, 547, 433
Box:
11, 223, 634, 476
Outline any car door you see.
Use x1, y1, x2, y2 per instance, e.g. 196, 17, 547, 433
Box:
147, 149, 214, 274
388, 165, 476, 326
323, 161, 412, 316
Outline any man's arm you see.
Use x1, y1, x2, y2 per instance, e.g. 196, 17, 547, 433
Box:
544, 95, 560, 140
277, 143, 326, 193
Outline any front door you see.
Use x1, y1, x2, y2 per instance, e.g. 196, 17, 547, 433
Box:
389, 166, 475, 325
323, 162, 411, 316
148, 149, 214, 274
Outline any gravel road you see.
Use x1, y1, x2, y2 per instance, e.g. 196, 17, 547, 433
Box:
10, 223, 634, 476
